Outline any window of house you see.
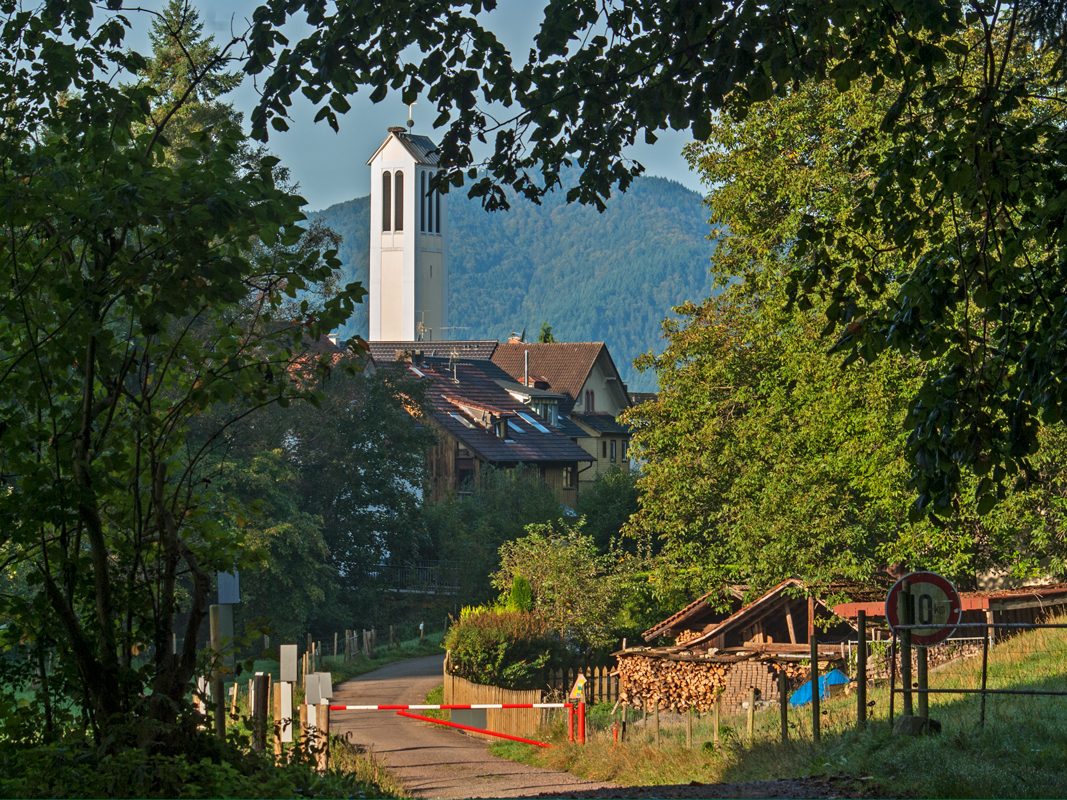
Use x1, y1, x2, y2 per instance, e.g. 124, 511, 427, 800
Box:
585, 390, 595, 411
610, 439, 617, 462
394, 171, 404, 230
382, 171, 392, 231
622, 439, 628, 461
435, 183, 441, 233
421, 172, 427, 232
601, 440, 607, 459
564, 466, 573, 486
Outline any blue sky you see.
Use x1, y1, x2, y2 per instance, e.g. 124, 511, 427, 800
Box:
127, 0, 703, 211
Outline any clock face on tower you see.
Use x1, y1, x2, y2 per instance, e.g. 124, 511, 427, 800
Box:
367, 128, 449, 343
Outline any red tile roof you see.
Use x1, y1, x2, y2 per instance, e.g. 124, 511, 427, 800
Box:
412, 357, 594, 465
492, 342, 627, 414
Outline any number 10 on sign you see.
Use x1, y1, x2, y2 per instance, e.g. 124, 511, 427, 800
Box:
885, 571, 962, 646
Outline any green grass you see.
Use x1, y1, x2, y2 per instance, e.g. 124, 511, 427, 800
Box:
489, 618, 1067, 798
421, 683, 448, 721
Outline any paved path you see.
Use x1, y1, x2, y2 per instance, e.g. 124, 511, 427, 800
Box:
330, 655, 615, 799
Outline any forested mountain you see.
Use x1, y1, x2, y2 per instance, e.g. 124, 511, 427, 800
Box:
310, 172, 718, 390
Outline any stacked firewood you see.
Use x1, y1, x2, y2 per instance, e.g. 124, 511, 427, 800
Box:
772, 661, 811, 687
617, 655, 733, 712
674, 629, 703, 646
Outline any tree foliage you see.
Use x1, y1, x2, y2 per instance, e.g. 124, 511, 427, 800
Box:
492, 522, 635, 653
575, 465, 642, 554
425, 465, 566, 606
625, 53, 1067, 599
0, 1, 361, 747
251, 0, 1067, 513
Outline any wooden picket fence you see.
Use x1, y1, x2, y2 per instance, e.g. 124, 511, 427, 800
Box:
542, 664, 618, 704
442, 658, 548, 739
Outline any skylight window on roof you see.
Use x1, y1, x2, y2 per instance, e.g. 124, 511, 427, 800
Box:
508, 421, 526, 435
517, 412, 550, 433
449, 413, 475, 429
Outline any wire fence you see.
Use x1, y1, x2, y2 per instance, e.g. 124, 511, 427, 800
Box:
888, 621, 1067, 728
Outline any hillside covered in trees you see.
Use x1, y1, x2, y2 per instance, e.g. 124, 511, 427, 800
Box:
310, 172, 717, 390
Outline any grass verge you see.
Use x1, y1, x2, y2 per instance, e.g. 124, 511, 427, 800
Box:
421, 683, 447, 721
489, 618, 1067, 798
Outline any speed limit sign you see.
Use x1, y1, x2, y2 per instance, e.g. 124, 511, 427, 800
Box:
885, 571, 962, 646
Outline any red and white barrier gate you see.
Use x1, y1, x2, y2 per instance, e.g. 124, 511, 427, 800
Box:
326, 702, 585, 747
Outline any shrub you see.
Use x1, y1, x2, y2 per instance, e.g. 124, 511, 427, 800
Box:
508, 576, 534, 612
0, 736, 399, 799
444, 608, 566, 690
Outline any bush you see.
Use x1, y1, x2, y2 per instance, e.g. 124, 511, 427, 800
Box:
508, 576, 533, 612
0, 737, 399, 799
444, 608, 566, 690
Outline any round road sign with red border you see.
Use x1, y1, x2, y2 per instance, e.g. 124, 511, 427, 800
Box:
885, 571, 962, 646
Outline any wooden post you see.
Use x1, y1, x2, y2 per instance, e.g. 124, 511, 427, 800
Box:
209, 604, 225, 740
686, 706, 692, 749
389, 625, 395, 649
747, 688, 755, 741
979, 628, 989, 728
654, 701, 659, 748
917, 645, 929, 719
231, 681, 239, 715
317, 703, 330, 772
986, 609, 996, 647
298, 702, 308, 754
810, 627, 820, 744
253, 672, 269, 751
779, 667, 788, 742
900, 580, 913, 717
889, 632, 896, 724
420, 622, 425, 645
334, 632, 338, 661
857, 609, 867, 727
713, 699, 720, 745
621, 704, 627, 742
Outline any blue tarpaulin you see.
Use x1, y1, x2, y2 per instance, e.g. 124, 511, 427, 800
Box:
789, 668, 850, 706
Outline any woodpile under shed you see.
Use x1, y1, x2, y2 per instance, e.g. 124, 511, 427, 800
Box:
616, 648, 843, 715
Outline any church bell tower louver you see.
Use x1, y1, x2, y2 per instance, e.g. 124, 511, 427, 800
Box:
367, 125, 449, 341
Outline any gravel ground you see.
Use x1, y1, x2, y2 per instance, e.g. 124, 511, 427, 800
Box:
523, 773, 903, 799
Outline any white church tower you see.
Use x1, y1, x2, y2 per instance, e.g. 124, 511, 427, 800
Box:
367, 125, 449, 341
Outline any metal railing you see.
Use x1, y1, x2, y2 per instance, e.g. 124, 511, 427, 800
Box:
888, 622, 1067, 727
373, 561, 460, 595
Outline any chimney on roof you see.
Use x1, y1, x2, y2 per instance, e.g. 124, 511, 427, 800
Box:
396, 349, 423, 365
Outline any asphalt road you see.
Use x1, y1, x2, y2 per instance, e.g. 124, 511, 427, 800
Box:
330, 654, 615, 799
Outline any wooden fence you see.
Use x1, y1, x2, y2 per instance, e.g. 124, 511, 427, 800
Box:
542, 665, 619, 705
442, 659, 547, 739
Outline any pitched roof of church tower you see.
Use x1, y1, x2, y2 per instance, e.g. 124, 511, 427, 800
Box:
365, 130, 441, 166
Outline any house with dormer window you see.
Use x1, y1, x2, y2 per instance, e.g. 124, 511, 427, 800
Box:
491, 342, 633, 484
401, 354, 592, 508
